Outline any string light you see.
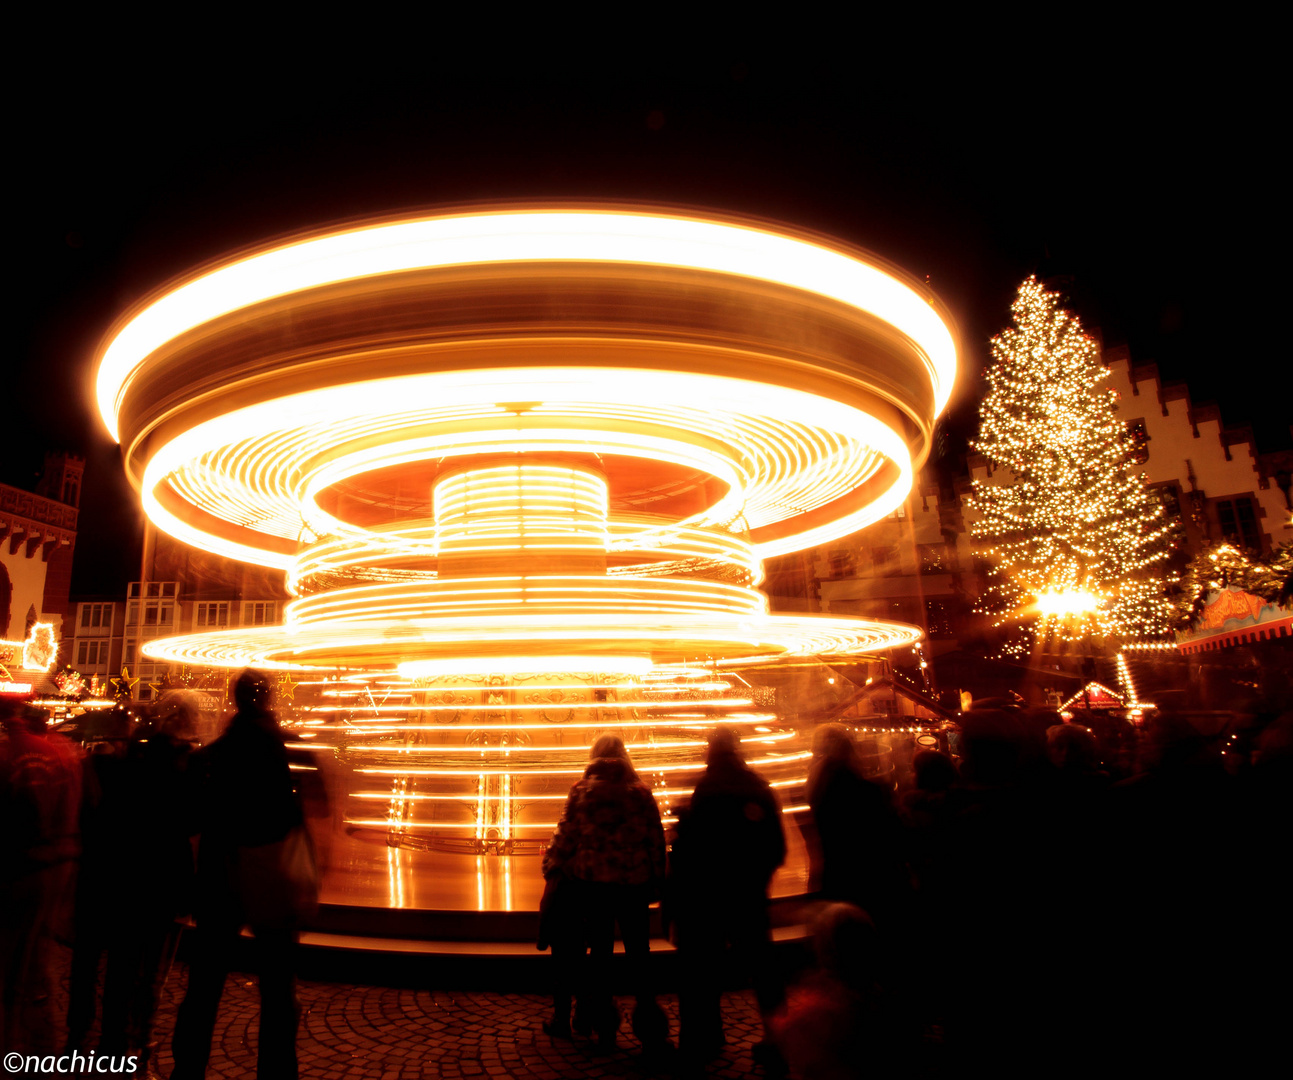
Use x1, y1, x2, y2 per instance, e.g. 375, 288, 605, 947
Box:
0, 623, 60, 673
967, 278, 1176, 655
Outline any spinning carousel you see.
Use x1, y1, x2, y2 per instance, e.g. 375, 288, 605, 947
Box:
95, 206, 956, 934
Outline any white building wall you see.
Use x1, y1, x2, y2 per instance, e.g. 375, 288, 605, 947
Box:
1, 546, 52, 638
1106, 354, 1290, 552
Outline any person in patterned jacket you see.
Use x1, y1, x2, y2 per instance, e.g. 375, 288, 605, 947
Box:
542, 734, 667, 1052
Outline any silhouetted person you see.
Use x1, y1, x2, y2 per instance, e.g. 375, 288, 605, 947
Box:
1103, 711, 1245, 1070
0, 699, 81, 1056
171, 669, 314, 1079
1045, 722, 1109, 793
772, 903, 896, 1079
898, 748, 958, 898
67, 708, 135, 1054
805, 724, 907, 925
938, 710, 1054, 1070
542, 734, 667, 1052
671, 725, 786, 1063
68, 701, 196, 1071
1246, 710, 1293, 1063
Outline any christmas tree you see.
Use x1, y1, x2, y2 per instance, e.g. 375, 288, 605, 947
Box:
967, 277, 1176, 655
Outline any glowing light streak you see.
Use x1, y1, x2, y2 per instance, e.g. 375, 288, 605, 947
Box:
138, 372, 910, 570
340, 732, 792, 754
354, 749, 812, 778
97, 209, 956, 440
100, 210, 953, 864
301, 711, 767, 730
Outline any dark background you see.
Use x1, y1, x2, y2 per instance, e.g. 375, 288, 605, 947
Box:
9, 42, 1287, 594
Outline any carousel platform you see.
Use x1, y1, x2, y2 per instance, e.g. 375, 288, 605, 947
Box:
272, 821, 816, 981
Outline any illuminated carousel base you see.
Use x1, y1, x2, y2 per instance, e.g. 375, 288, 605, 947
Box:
294, 817, 815, 969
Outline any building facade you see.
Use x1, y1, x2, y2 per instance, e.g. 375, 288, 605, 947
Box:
0, 452, 80, 644
68, 580, 283, 702
1104, 348, 1292, 557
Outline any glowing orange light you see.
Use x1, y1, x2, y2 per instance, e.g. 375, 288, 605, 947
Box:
97, 207, 957, 858
1033, 589, 1101, 618
2, 624, 60, 673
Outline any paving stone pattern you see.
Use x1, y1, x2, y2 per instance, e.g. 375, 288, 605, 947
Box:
91, 957, 769, 1079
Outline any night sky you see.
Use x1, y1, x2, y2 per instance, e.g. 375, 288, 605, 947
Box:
10, 46, 1287, 595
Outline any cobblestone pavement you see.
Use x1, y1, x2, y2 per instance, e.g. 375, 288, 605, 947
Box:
38, 948, 771, 1079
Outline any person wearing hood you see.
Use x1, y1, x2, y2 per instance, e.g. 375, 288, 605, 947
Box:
542, 734, 667, 1053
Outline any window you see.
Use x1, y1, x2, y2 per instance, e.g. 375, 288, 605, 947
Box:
925, 598, 954, 638
1155, 484, 1182, 521
159, 604, 172, 624
871, 545, 900, 573
245, 601, 277, 626
826, 549, 855, 579
1216, 497, 1262, 551
919, 543, 949, 573
147, 583, 161, 598
81, 640, 107, 666
80, 603, 110, 629
162, 583, 176, 597
197, 602, 230, 627
144, 602, 158, 626
1126, 420, 1150, 464
129, 583, 141, 598
127, 602, 138, 626
124, 642, 136, 664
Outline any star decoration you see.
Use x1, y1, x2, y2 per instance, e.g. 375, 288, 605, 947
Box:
112, 666, 139, 698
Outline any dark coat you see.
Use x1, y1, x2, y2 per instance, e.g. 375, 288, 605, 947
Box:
78, 733, 195, 920
808, 758, 906, 912
672, 752, 785, 906
187, 709, 303, 916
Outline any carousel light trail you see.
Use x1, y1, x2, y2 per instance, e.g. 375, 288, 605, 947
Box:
96, 206, 956, 858
96, 209, 957, 439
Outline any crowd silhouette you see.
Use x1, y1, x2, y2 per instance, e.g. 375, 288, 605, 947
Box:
2, 670, 1289, 1078
1, 671, 319, 1079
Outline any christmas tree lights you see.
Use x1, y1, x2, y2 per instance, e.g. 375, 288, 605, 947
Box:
967, 278, 1176, 655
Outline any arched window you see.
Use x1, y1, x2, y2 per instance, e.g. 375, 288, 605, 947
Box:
0, 562, 10, 638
